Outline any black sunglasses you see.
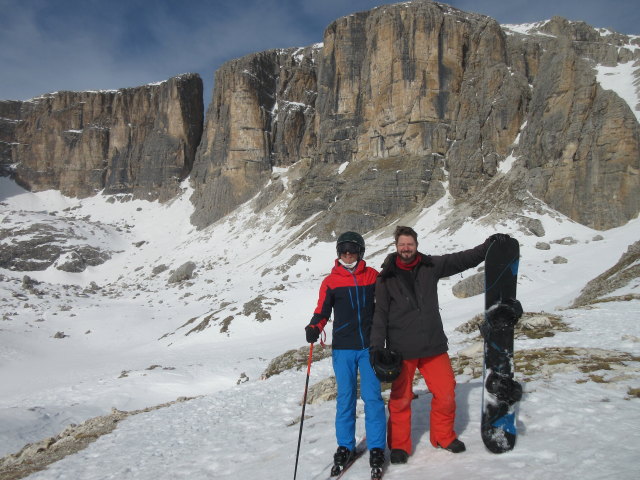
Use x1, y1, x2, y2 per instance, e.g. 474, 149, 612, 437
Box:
337, 242, 361, 255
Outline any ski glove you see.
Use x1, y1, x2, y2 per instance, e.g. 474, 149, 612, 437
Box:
369, 346, 383, 367
305, 324, 321, 343
488, 233, 511, 245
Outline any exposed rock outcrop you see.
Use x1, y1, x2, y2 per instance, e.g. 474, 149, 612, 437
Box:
2, 2, 639, 237
572, 240, 640, 307
452, 271, 484, 298
0, 213, 113, 272
189, 2, 639, 236
167, 261, 197, 284
517, 19, 640, 230
189, 46, 319, 227
1, 74, 203, 202
0, 100, 22, 176
261, 344, 333, 379
0, 398, 197, 480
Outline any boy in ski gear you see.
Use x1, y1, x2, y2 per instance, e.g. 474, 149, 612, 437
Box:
370, 226, 509, 462
306, 231, 386, 470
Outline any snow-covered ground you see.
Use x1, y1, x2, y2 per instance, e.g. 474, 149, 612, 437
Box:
2, 13, 639, 480
1, 173, 639, 479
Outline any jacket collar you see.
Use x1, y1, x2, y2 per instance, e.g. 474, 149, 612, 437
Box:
379, 252, 433, 278
332, 258, 367, 276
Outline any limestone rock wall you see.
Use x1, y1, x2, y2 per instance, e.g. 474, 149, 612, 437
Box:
0, 101, 22, 176
515, 19, 640, 230
2, 2, 639, 237
189, 1, 639, 235
2, 74, 203, 201
189, 46, 319, 227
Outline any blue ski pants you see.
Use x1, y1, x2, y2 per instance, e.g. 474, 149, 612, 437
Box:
332, 348, 386, 450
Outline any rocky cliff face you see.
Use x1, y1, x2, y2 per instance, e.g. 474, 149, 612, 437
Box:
516, 19, 640, 230
1, 74, 203, 201
2, 2, 639, 237
189, 1, 640, 236
189, 47, 319, 227
0, 101, 22, 176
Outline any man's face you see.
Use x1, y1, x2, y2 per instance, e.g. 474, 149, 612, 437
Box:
396, 235, 418, 263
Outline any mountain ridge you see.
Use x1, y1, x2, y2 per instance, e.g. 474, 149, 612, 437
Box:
1, 1, 639, 240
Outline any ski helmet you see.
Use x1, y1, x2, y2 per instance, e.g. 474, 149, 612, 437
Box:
371, 348, 403, 382
336, 231, 365, 257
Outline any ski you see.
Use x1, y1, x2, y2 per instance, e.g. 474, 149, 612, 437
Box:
370, 466, 383, 479
328, 438, 367, 479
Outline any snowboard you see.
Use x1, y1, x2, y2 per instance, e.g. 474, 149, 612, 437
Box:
480, 237, 523, 453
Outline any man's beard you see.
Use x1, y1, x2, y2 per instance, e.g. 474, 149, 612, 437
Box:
399, 251, 416, 263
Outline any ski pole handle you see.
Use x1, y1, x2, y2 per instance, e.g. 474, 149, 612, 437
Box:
305, 342, 314, 375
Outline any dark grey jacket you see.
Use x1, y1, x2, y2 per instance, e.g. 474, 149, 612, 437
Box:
370, 241, 489, 359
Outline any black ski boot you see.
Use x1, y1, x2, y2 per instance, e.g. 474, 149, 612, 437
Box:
441, 438, 466, 453
389, 449, 408, 464
369, 448, 384, 479
331, 446, 355, 476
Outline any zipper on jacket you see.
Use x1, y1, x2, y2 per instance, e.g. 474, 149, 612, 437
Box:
350, 272, 366, 349
397, 268, 420, 311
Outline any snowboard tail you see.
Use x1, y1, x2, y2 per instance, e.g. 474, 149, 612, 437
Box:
480, 238, 523, 454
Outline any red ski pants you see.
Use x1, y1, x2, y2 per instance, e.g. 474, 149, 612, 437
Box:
387, 353, 457, 452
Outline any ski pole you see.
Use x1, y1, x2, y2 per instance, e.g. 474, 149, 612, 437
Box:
293, 342, 314, 480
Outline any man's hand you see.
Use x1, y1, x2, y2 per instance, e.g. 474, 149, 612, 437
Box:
488, 233, 511, 245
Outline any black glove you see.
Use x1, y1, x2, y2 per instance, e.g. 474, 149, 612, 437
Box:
305, 325, 320, 343
369, 346, 383, 367
488, 233, 511, 245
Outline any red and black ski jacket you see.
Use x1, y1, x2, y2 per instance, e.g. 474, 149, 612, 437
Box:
310, 259, 378, 350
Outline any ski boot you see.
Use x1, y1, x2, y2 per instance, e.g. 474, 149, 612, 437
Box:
369, 448, 384, 479
441, 438, 466, 453
331, 446, 355, 476
389, 449, 408, 464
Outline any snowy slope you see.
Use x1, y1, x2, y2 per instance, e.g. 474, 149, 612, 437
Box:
2, 31, 640, 475
1, 170, 639, 480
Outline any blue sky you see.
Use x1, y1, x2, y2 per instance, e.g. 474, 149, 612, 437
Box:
1, 0, 638, 108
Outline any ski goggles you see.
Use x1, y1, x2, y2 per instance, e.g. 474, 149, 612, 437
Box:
337, 242, 362, 255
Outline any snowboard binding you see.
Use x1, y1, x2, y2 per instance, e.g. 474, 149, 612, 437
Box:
480, 299, 523, 337
485, 372, 523, 404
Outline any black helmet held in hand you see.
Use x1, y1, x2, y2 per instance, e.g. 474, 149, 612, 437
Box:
371, 348, 403, 382
336, 231, 365, 257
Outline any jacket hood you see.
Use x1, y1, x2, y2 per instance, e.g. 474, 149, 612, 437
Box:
379, 252, 433, 279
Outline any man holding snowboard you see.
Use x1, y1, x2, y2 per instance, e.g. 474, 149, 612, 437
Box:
370, 226, 510, 463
